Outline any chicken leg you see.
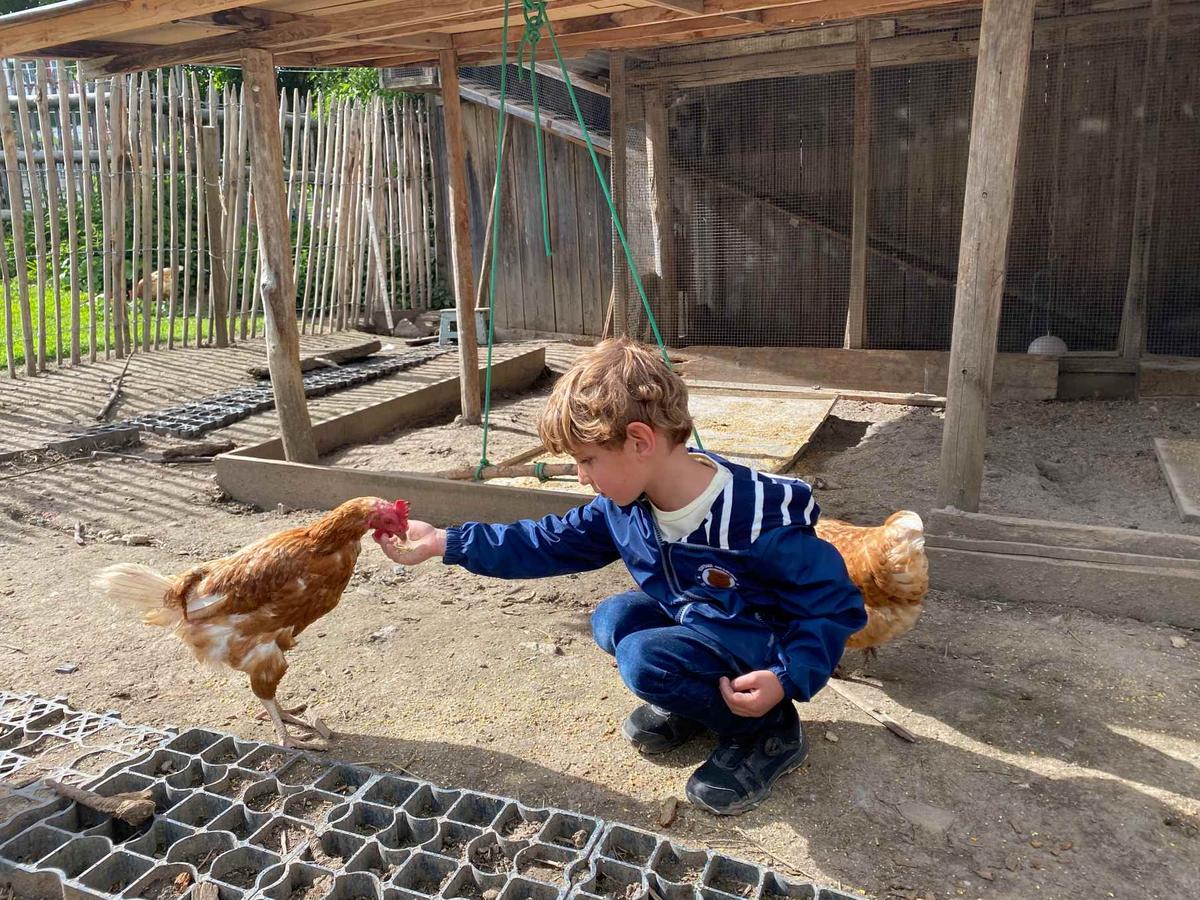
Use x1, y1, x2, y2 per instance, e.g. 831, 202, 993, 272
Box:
259, 698, 328, 751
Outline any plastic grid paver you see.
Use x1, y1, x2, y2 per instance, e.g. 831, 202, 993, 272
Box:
73, 349, 447, 441
1, 694, 858, 900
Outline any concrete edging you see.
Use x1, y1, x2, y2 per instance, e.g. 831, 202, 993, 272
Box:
214, 347, 586, 523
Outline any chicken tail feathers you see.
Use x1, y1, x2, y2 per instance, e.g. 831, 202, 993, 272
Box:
93, 563, 180, 627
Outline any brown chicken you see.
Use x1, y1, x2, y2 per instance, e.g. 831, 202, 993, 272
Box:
816, 511, 928, 665
93, 497, 409, 749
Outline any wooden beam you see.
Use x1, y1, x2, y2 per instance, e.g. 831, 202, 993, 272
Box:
241, 47, 317, 465
199, 126, 231, 349
937, 0, 1036, 512
645, 84, 678, 346
844, 19, 871, 350
1119, 0, 1170, 361
646, 0, 705, 13
0, 0, 247, 57
81, 16, 335, 77
439, 49, 483, 425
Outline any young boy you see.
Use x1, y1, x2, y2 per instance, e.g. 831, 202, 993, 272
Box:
377, 338, 866, 815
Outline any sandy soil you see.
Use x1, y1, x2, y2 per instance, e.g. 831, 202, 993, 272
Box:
794, 398, 1200, 536
1, 343, 1198, 900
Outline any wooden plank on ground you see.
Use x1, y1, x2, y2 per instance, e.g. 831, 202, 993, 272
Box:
1154, 438, 1200, 524
928, 545, 1200, 629
925, 507, 1200, 561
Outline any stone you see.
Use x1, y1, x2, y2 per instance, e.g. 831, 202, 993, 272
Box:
898, 800, 956, 836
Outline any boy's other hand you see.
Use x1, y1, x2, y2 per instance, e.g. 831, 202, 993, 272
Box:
373, 519, 447, 566
719, 671, 784, 717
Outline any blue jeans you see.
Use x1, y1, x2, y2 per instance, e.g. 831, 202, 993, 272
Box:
592, 591, 785, 737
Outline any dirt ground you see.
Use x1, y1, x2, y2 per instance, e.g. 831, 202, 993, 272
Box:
1, 338, 1198, 900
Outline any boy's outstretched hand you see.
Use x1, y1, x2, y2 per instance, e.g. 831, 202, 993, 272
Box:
719, 671, 785, 717
374, 519, 447, 566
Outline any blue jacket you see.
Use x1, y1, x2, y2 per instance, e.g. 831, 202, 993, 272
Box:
443, 451, 867, 701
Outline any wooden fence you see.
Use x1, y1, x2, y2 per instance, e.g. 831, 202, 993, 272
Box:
0, 60, 442, 378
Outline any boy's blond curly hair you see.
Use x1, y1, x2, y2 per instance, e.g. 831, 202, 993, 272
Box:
539, 337, 693, 455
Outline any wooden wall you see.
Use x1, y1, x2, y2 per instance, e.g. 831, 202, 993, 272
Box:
659, 23, 1199, 355
458, 101, 612, 337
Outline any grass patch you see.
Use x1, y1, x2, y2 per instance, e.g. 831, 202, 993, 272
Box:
1, 284, 264, 369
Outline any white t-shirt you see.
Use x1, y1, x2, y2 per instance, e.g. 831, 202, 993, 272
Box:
651, 454, 732, 543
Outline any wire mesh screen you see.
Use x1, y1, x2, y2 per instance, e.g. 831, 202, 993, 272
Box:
1145, 30, 1200, 356
615, 6, 1200, 357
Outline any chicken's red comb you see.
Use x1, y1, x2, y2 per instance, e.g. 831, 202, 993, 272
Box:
392, 499, 409, 527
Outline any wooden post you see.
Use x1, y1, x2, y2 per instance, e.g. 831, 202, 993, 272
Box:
35, 63, 63, 365
608, 52, 628, 338
55, 64, 82, 365
15, 69, 49, 369
138, 72, 153, 351
79, 66, 98, 362
166, 72, 178, 348
1119, 0, 1169, 361
937, 0, 1036, 512
644, 83, 677, 346
0, 63, 35, 376
241, 48, 317, 464
107, 76, 127, 359
475, 117, 512, 316
180, 74, 194, 347
844, 20, 871, 350
439, 49, 482, 424
200, 126, 230, 348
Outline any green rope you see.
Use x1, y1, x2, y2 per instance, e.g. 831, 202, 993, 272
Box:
534, 462, 550, 482
540, 10, 704, 451
477, 0, 513, 472
476, 0, 704, 473
518, 1, 553, 257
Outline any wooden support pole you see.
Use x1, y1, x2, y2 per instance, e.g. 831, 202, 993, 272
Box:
1119, 0, 1169, 361
474, 116, 512, 316
0, 64, 36, 376
241, 48, 317, 464
644, 83, 677, 346
439, 49, 482, 424
55, 64, 82, 365
844, 20, 871, 350
937, 0, 1036, 512
200, 126, 231, 348
607, 52, 627, 338
79, 66, 98, 362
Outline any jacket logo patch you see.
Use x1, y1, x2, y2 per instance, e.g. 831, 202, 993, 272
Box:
699, 565, 737, 590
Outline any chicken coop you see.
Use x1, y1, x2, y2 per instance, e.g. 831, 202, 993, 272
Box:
2, 0, 1197, 617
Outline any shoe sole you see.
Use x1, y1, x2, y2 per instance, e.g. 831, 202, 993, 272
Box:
684, 746, 810, 816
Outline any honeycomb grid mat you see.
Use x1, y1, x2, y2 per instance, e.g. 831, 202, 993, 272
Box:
76, 349, 448, 441
0, 693, 858, 900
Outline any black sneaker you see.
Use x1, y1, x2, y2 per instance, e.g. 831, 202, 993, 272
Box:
620, 704, 704, 755
685, 704, 808, 815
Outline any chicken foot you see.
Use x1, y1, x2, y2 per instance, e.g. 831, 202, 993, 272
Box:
255, 702, 308, 721
259, 698, 328, 751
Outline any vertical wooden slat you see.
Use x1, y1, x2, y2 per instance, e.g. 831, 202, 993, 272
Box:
241, 47, 317, 464
78, 65, 99, 362
1119, 0, 1169, 361
381, 101, 398, 313
180, 72, 194, 347
108, 76, 127, 358
138, 71, 152, 351
0, 64, 35, 375
417, 95, 435, 307
0, 188, 11, 377
239, 180, 256, 337
439, 50, 481, 423
35, 62, 64, 365
190, 73, 207, 345
644, 84, 676, 346
127, 74, 140, 351
938, 0, 1036, 512
292, 93, 312, 301
315, 100, 343, 334
299, 97, 325, 333
200, 125, 230, 349
608, 52, 627, 337
96, 78, 112, 358
15, 66, 49, 369
844, 21, 872, 350
55, 63, 82, 364
227, 87, 249, 340
398, 97, 415, 309
166, 71, 178, 348
153, 68, 164, 348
